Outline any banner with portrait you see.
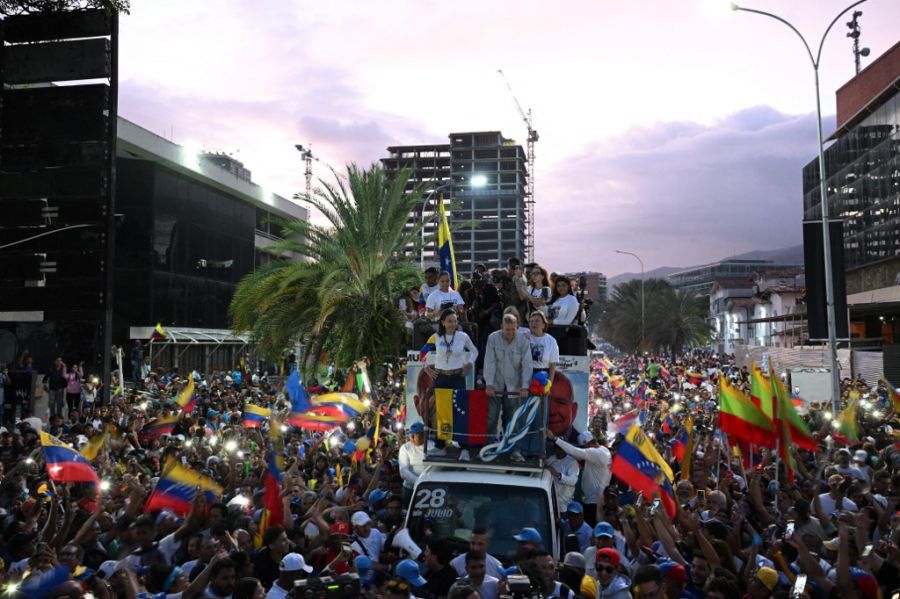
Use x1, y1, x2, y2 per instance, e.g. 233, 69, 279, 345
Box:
405, 350, 476, 426
550, 354, 590, 444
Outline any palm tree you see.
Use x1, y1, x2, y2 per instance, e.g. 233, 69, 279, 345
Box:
599, 279, 711, 357
229, 164, 424, 373
645, 287, 712, 359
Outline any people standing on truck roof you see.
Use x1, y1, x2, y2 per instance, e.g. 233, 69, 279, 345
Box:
483, 313, 533, 462
423, 308, 478, 461
547, 276, 580, 327
399, 421, 428, 505
425, 272, 467, 322
550, 429, 612, 528
522, 310, 560, 459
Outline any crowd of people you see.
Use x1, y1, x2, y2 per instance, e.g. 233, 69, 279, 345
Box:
0, 262, 897, 599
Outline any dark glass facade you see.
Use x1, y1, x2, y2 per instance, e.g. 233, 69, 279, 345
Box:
113, 158, 257, 345
802, 94, 900, 270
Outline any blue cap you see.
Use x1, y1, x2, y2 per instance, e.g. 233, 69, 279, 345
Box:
396, 559, 427, 587
408, 422, 425, 434
513, 527, 542, 543
354, 555, 373, 572
368, 489, 388, 508
566, 502, 583, 514
594, 522, 615, 538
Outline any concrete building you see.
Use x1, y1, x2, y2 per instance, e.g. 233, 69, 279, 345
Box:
710, 270, 806, 353
802, 40, 900, 346
669, 258, 803, 296
382, 131, 528, 276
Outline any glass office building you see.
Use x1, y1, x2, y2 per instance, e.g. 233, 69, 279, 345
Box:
802, 38, 900, 286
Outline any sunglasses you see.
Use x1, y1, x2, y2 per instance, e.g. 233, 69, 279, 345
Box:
597, 565, 617, 574
387, 580, 411, 591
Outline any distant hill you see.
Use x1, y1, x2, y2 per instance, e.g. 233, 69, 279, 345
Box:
607, 244, 803, 291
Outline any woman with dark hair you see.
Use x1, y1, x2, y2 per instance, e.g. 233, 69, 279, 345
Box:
232, 577, 265, 599
424, 308, 478, 460
526, 264, 552, 317
547, 276, 579, 326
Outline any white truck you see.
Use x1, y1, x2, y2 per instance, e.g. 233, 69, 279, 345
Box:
403, 461, 561, 564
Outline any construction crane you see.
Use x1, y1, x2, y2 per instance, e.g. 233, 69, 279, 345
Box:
294, 143, 321, 197
497, 68, 538, 263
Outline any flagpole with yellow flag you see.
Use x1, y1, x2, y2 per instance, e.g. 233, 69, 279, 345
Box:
437, 198, 458, 289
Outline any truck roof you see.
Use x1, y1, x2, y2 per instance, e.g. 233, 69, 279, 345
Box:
417, 464, 554, 489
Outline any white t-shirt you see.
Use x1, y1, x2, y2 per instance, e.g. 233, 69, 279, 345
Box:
420, 282, 440, 302
548, 294, 579, 325
450, 553, 504, 579
427, 331, 478, 371
425, 289, 465, 314
526, 285, 551, 316
813, 493, 858, 518
524, 333, 559, 369
351, 528, 386, 561
265, 582, 290, 599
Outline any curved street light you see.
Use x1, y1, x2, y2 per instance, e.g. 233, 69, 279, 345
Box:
731, 0, 867, 417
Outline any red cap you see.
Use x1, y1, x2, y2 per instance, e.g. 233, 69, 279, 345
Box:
595, 547, 621, 568
331, 521, 351, 536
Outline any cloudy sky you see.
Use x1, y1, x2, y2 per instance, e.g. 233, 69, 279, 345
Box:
118, 0, 900, 277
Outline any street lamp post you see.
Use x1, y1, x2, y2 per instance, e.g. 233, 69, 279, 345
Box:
616, 250, 645, 349
731, 1, 866, 418
418, 175, 488, 269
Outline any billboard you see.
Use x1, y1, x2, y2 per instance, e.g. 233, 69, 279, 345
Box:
405, 351, 589, 442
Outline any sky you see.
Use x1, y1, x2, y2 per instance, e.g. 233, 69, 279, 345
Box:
117, 0, 900, 277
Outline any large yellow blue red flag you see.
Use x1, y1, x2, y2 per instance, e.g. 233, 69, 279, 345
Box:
611, 424, 676, 517
437, 199, 457, 289
145, 458, 222, 515
40, 431, 99, 484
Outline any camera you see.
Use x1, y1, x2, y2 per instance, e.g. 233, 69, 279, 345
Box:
290, 573, 360, 599
501, 574, 546, 599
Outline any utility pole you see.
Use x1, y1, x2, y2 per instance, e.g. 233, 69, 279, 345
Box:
846, 10, 870, 74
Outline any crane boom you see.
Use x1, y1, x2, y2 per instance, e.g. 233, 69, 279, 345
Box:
497, 69, 537, 262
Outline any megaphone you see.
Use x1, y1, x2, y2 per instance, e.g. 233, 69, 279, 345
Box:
392, 528, 423, 560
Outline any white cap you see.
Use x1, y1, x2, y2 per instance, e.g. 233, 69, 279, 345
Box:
97, 560, 122, 579
853, 449, 868, 463
577, 431, 594, 445
351, 511, 372, 527
280, 552, 313, 573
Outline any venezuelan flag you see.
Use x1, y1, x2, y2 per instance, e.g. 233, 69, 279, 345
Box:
79, 430, 109, 462
254, 451, 284, 548
288, 405, 347, 431
671, 422, 689, 462
437, 199, 458, 289
145, 459, 223, 515
313, 392, 367, 418
685, 371, 706, 386
611, 425, 676, 518
151, 323, 168, 340
243, 403, 271, 428
434, 389, 488, 447
419, 333, 437, 362
140, 415, 178, 440
175, 377, 196, 414
40, 432, 99, 484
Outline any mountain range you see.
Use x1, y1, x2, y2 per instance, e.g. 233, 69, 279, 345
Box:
607, 244, 804, 290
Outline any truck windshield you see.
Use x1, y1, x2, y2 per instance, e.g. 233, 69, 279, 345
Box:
406, 482, 552, 565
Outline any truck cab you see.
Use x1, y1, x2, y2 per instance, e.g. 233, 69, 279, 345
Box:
404, 461, 560, 565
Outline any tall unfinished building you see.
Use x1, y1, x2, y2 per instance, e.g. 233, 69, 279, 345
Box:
382, 131, 528, 276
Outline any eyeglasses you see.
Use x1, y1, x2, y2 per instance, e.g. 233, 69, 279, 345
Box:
597, 565, 617, 574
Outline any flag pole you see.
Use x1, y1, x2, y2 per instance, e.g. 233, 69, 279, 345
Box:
773, 438, 781, 515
